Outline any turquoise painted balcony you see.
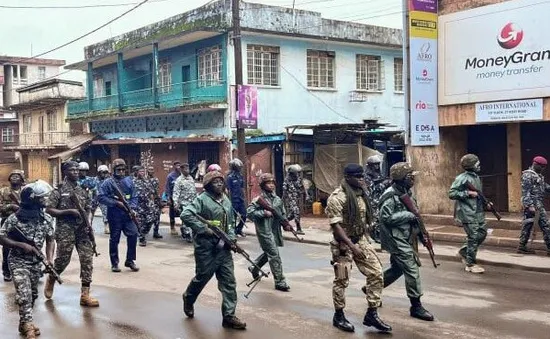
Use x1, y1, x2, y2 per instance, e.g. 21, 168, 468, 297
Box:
68, 80, 227, 119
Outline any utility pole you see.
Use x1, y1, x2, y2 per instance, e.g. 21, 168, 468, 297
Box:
232, 0, 248, 199
402, 0, 411, 162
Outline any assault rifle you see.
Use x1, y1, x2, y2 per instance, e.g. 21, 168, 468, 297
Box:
399, 194, 438, 268
465, 182, 502, 220
8, 224, 63, 284
111, 182, 140, 227
189, 211, 270, 297
256, 196, 303, 242
70, 192, 99, 257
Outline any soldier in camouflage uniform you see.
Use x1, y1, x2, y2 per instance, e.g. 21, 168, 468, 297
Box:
0, 180, 55, 339
325, 163, 391, 333
227, 159, 247, 237
78, 162, 98, 207
133, 166, 157, 247
283, 164, 307, 235
181, 171, 246, 330
364, 155, 391, 243
45, 161, 99, 307
449, 154, 490, 273
518, 156, 550, 255
379, 162, 434, 322
247, 173, 291, 292
173, 163, 197, 242
147, 166, 163, 239
0, 169, 24, 282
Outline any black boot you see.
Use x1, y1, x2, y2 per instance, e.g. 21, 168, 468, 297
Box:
410, 297, 434, 321
153, 232, 163, 239
517, 245, 536, 254
139, 237, 147, 247
333, 309, 354, 332
124, 261, 140, 272
183, 294, 194, 318
363, 308, 392, 332
222, 315, 247, 330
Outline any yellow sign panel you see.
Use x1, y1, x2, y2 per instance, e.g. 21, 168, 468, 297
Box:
410, 11, 438, 39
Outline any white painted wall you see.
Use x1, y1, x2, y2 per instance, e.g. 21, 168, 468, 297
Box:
228, 34, 405, 133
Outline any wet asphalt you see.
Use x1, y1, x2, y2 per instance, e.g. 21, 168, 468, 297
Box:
0, 218, 549, 338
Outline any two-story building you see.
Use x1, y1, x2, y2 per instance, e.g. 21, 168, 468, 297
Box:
0, 56, 66, 166
65, 0, 403, 190
5, 79, 88, 185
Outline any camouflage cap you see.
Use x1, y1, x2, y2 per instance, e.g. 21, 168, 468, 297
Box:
203, 170, 224, 187
460, 154, 480, 170
390, 162, 418, 181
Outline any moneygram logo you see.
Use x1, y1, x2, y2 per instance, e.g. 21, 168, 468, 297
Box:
415, 68, 434, 83
417, 42, 433, 61
497, 22, 523, 49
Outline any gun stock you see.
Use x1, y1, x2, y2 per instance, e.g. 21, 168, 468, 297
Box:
465, 182, 501, 220
256, 196, 303, 242
70, 193, 99, 257
399, 194, 438, 268
112, 183, 140, 226
10, 225, 63, 284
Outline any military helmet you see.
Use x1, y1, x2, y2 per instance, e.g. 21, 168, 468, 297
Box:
97, 165, 109, 173
78, 162, 90, 171
460, 154, 479, 170
366, 155, 382, 164
207, 164, 222, 173
288, 164, 302, 173
20, 180, 53, 206
390, 162, 418, 181
259, 173, 275, 186
112, 158, 127, 169
203, 170, 224, 187
229, 158, 243, 169
8, 169, 25, 181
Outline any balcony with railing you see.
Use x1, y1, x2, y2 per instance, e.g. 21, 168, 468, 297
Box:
68, 80, 227, 119
4, 132, 72, 150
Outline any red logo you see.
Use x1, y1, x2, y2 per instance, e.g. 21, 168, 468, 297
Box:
497, 23, 523, 49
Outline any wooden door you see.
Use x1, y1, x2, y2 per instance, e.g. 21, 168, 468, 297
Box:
247, 146, 272, 201
28, 153, 52, 183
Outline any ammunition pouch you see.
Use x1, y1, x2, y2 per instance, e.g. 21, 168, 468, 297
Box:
331, 260, 352, 281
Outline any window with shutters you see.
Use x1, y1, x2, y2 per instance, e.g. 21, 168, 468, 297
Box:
246, 45, 280, 86
198, 46, 222, 87
356, 55, 385, 91
394, 58, 403, 92
159, 60, 172, 93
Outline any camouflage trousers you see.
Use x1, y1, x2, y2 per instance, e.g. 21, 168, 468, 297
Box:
519, 207, 550, 248
54, 224, 94, 285
286, 199, 301, 223
10, 261, 42, 323
99, 204, 109, 224
330, 235, 383, 309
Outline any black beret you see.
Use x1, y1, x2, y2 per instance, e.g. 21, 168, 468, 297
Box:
344, 163, 363, 176
62, 161, 79, 172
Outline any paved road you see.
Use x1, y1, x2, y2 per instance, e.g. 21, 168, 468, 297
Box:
0, 218, 548, 338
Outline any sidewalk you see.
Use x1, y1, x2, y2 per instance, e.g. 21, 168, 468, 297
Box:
102, 210, 550, 273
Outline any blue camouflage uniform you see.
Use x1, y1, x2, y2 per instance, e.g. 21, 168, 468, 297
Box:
98, 176, 139, 266
226, 171, 246, 234
519, 168, 550, 250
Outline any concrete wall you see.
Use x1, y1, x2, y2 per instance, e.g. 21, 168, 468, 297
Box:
235, 34, 405, 133
5, 65, 61, 106
18, 82, 84, 104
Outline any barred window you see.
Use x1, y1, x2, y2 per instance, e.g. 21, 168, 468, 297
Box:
356, 55, 385, 91
198, 46, 222, 87
159, 60, 172, 94
46, 110, 57, 131
23, 115, 32, 133
307, 50, 335, 88
247, 45, 280, 86
394, 58, 403, 92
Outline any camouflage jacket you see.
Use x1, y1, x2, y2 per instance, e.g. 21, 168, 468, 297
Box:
364, 169, 390, 209
133, 177, 156, 221
172, 174, 197, 211
149, 177, 160, 196
521, 168, 550, 208
325, 185, 370, 239
79, 176, 98, 201
0, 186, 21, 220
0, 211, 54, 265
448, 171, 484, 223
49, 178, 91, 229
282, 176, 305, 202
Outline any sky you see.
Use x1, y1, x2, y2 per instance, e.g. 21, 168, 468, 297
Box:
0, 0, 403, 83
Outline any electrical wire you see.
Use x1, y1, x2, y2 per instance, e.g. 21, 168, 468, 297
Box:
0, 0, 171, 10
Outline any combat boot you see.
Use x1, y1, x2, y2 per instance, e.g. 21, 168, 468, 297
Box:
363, 308, 392, 332
19, 322, 37, 339
517, 246, 536, 254
80, 287, 100, 307
275, 282, 290, 292
124, 261, 140, 272
410, 297, 434, 321
153, 232, 163, 239
139, 237, 147, 247
183, 294, 194, 318
333, 309, 355, 332
19, 323, 40, 336
222, 315, 247, 330
44, 274, 56, 299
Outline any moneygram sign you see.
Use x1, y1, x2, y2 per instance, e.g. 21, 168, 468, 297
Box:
439, 0, 550, 105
